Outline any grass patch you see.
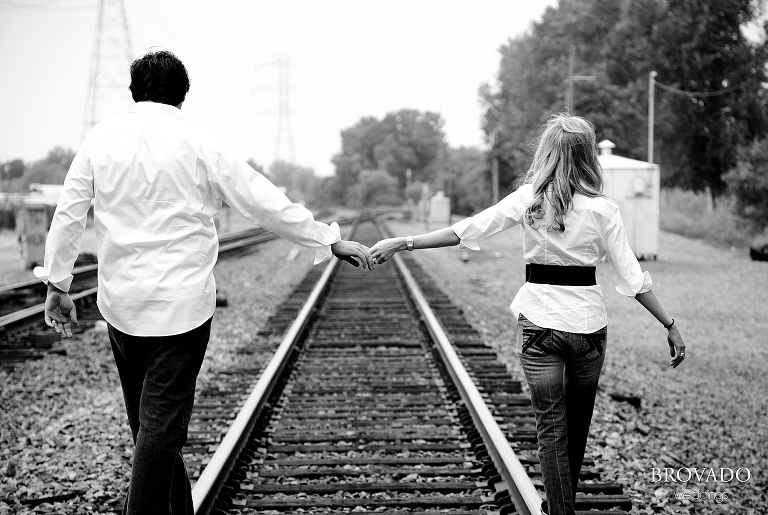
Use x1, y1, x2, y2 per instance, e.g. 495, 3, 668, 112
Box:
659, 188, 757, 249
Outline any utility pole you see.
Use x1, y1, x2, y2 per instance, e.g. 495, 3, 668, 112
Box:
565, 45, 595, 112
82, 0, 133, 138
490, 129, 499, 205
648, 71, 657, 163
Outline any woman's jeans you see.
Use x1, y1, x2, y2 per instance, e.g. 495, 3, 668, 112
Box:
108, 317, 211, 515
517, 314, 606, 515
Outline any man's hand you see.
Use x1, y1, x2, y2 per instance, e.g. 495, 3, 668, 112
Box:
331, 240, 375, 269
44, 285, 78, 338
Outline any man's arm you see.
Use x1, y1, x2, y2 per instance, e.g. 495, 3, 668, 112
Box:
205, 145, 373, 269
34, 136, 95, 333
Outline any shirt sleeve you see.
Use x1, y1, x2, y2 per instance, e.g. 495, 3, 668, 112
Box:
33, 135, 95, 292
604, 207, 652, 297
451, 184, 530, 250
204, 147, 341, 265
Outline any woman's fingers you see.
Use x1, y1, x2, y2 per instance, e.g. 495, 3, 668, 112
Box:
667, 330, 685, 368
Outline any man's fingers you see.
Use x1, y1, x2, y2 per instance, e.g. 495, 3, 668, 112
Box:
70, 306, 78, 325
45, 315, 54, 328
62, 323, 72, 338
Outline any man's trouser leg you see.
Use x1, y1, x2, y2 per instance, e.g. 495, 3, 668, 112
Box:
109, 317, 211, 515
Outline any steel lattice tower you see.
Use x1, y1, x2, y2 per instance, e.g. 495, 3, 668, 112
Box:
81, 0, 133, 138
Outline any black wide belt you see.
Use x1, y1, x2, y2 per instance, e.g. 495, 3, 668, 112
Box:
525, 263, 596, 286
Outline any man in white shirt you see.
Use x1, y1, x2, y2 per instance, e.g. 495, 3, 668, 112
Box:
36, 49, 373, 515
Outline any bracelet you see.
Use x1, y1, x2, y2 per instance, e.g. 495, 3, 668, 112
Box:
663, 318, 675, 329
406, 236, 414, 252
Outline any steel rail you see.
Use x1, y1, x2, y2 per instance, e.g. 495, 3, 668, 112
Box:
0, 264, 98, 295
0, 286, 98, 333
389, 248, 543, 515
192, 245, 343, 514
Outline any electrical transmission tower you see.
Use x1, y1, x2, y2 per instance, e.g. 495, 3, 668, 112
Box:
81, 0, 133, 138
274, 55, 295, 164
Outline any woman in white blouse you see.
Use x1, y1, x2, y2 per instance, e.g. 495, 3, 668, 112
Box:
370, 113, 685, 515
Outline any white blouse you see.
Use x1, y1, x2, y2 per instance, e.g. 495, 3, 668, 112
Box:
452, 183, 652, 333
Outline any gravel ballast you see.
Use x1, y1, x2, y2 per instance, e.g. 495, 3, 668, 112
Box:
0, 237, 319, 514
386, 219, 767, 515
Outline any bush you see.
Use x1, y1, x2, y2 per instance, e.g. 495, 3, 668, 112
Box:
724, 138, 768, 231
659, 189, 754, 248
349, 169, 402, 208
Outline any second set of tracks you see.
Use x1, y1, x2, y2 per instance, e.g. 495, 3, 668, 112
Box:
185, 220, 633, 515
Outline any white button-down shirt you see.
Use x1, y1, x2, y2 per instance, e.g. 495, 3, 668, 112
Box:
35, 101, 341, 336
452, 183, 652, 333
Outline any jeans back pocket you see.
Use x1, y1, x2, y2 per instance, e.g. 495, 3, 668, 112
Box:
518, 314, 551, 355
578, 327, 606, 359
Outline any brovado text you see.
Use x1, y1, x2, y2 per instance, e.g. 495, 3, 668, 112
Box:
652, 467, 751, 483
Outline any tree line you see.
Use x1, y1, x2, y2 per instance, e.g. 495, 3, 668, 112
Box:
5, 0, 768, 233
480, 0, 768, 230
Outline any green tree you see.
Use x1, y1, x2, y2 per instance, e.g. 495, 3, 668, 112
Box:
436, 146, 491, 216
482, 0, 768, 198
330, 109, 445, 203
267, 160, 320, 205
350, 169, 401, 208
20, 147, 76, 190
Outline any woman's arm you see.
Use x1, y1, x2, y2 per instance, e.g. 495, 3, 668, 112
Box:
370, 227, 459, 263
635, 290, 686, 368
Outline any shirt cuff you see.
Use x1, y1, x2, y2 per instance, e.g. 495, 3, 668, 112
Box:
33, 263, 73, 293
313, 221, 342, 265
452, 218, 481, 251
615, 270, 652, 297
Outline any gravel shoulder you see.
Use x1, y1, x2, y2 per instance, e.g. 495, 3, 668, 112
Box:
0, 237, 320, 514
386, 218, 768, 515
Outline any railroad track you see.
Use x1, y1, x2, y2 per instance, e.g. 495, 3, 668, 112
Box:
184, 220, 632, 515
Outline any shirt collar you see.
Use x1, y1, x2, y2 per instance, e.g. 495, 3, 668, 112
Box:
131, 101, 185, 119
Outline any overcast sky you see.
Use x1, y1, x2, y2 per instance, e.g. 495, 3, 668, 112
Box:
0, 0, 557, 176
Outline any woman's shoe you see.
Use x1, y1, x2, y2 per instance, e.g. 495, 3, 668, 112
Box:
540, 500, 548, 515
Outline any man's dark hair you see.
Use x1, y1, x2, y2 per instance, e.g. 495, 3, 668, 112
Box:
129, 49, 190, 106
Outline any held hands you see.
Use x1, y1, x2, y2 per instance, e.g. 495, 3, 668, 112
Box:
667, 324, 685, 368
370, 237, 406, 265
44, 284, 78, 338
331, 240, 376, 269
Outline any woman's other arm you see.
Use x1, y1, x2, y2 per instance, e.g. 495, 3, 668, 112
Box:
634, 290, 685, 368
603, 207, 686, 368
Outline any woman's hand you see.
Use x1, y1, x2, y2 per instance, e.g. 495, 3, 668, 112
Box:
331, 240, 375, 269
370, 237, 406, 264
667, 324, 685, 368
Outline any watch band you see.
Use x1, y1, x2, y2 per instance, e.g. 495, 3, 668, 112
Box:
406, 236, 414, 251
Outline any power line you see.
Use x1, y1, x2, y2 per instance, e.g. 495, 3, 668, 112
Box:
654, 75, 765, 98
0, 0, 94, 10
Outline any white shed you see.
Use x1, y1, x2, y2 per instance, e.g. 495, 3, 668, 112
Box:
597, 140, 660, 260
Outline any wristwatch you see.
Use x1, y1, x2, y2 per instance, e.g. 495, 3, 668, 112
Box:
405, 236, 414, 252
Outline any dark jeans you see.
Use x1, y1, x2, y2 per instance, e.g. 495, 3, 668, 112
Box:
517, 314, 606, 515
109, 317, 211, 515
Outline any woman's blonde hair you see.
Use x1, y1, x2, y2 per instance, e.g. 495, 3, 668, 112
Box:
522, 113, 604, 233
